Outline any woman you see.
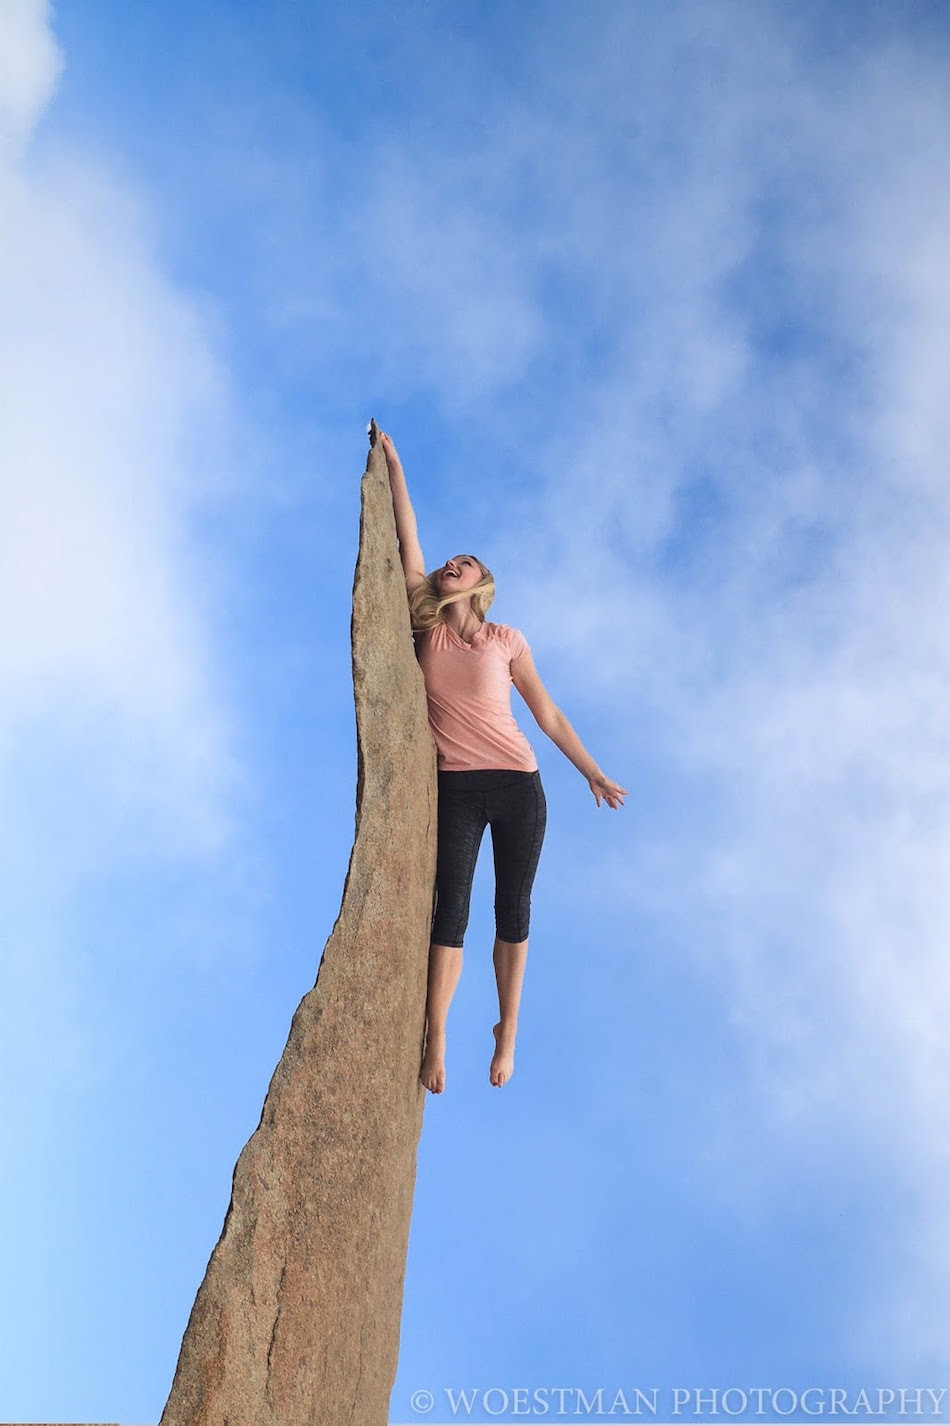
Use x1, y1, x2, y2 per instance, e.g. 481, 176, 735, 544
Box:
380, 431, 627, 1094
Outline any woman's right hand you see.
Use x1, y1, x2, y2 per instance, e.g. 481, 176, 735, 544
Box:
379, 430, 401, 471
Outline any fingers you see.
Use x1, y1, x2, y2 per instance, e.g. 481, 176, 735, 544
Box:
589, 775, 627, 809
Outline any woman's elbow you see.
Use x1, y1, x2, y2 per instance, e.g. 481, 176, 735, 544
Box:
535, 704, 566, 739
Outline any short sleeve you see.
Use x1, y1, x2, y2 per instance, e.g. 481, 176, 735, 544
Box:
505, 625, 529, 662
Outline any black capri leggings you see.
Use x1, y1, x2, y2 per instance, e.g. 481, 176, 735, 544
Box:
431, 769, 546, 948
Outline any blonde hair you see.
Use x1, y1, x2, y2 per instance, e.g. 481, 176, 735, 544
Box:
408, 556, 495, 631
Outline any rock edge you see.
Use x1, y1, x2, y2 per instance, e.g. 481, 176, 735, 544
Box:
158, 431, 436, 1426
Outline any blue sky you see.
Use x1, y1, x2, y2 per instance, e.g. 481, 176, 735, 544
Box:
3, 1, 950, 1422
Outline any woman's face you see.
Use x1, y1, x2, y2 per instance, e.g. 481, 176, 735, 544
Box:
437, 554, 484, 595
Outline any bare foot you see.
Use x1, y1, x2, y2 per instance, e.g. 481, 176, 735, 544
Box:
489, 1021, 517, 1087
420, 1031, 447, 1094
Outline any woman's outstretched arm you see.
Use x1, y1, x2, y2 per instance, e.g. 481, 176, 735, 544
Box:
512, 651, 628, 809
379, 431, 428, 592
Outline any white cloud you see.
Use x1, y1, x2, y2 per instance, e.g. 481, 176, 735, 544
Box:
0, 9, 253, 1243
0, 0, 62, 150
0, 17, 237, 860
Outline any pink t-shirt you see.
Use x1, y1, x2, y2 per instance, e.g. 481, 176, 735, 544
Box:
414, 620, 538, 773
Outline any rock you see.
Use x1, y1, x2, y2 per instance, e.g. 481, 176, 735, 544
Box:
159, 429, 436, 1426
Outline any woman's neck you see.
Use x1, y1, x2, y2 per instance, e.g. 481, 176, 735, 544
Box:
443, 600, 482, 643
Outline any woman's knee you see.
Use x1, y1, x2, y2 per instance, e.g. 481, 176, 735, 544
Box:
494, 906, 531, 943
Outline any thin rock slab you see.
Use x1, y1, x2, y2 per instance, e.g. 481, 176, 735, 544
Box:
159, 433, 436, 1426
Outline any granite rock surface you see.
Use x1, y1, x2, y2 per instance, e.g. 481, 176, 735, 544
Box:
159, 430, 436, 1426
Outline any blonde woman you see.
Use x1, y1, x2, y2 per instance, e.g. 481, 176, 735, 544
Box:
380, 431, 626, 1094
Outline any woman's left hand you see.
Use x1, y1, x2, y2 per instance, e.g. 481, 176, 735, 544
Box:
588, 772, 628, 809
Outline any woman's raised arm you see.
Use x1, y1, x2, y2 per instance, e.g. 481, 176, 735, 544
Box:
379, 431, 428, 592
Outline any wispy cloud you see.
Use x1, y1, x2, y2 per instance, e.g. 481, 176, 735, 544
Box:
0, 1, 238, 859
0, 0, 247, 1177
480, 8, 950, 1368
0, 0, 62, 150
